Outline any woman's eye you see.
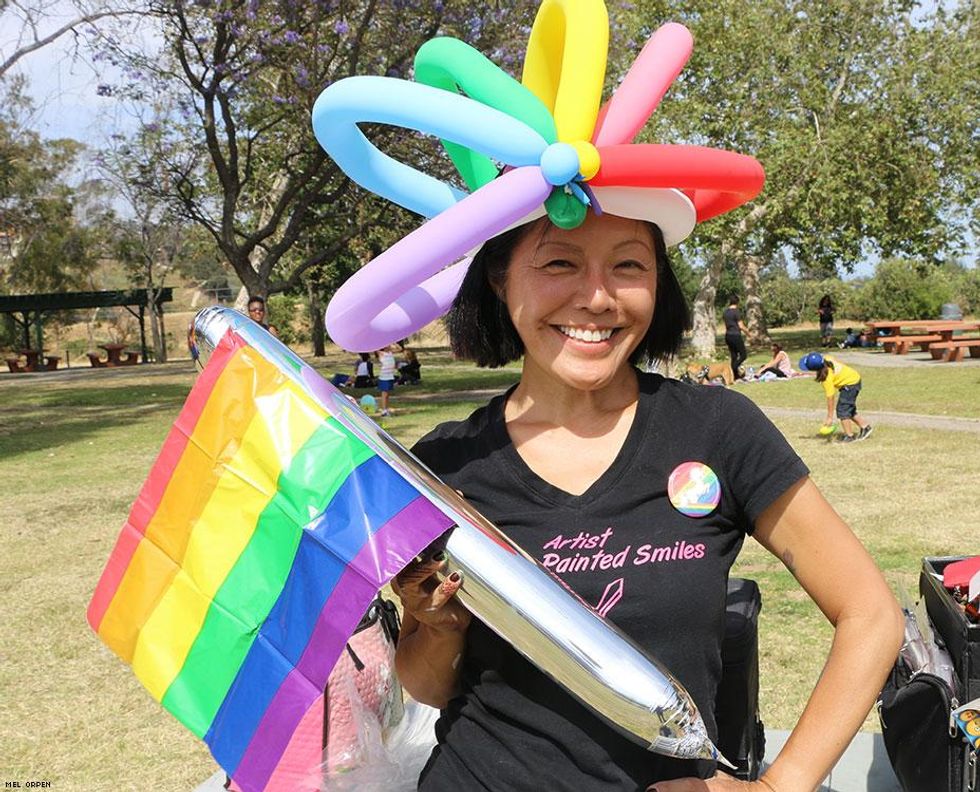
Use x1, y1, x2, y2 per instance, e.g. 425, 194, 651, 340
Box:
543, 259, 574, 269
616, 259, 648, 271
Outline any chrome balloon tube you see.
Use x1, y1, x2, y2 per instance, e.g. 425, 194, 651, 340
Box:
431, 502, 726, 764
193, 306, 726, 764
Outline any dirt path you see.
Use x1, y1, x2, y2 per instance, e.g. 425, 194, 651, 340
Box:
831, 349, 980, 368
761, 406, 980, 434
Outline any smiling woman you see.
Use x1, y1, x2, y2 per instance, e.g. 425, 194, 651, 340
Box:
447, 214, 688, 375
393, 207, 903, 792
308, 0, 903, 786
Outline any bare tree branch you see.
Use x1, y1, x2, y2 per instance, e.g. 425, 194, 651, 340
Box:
0, 7, 141, 77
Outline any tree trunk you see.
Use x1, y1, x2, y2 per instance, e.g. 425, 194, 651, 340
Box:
737, 254, 770, 347
308, 280, 326, 357
234, 284, 250, 312
150, 304, 168, 362
690, 249, 726, 358
690, 203, 771, 358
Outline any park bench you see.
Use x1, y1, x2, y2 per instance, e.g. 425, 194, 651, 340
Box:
928, 338, 980, 362
881, 334, 943, 354
87, 352, 107, 368
6, 357, 23, 373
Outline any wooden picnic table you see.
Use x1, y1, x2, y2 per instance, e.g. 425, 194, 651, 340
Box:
867, 320, 978, 334
98, 343, 139, 366
5, 349, 60, 372
867, 321, 980, 354
20, 348, 42, 370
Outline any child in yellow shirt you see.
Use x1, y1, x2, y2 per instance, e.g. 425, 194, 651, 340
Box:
799, 352, 873, 442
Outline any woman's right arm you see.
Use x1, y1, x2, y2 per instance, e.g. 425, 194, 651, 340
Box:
392, 554, 471, 708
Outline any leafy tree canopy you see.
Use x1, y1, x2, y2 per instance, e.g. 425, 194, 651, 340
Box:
0, 81, 99, 294
632, 0, 978, 274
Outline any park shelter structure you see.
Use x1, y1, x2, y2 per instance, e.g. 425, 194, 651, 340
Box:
0, 288, 174, 364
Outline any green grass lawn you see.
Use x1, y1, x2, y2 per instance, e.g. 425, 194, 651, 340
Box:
0, 347, 976, 789
732, 326, 980, 418
732, 363, 980, 419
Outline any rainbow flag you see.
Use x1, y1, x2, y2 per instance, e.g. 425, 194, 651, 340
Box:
87, 315, 454, 792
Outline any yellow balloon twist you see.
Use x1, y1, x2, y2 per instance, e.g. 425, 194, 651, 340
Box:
522, 0, 608, 152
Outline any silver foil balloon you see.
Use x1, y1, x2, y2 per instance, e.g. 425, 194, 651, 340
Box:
194, 306, 728, 766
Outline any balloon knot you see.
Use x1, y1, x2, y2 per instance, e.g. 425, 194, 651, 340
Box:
540, 142, 580, 186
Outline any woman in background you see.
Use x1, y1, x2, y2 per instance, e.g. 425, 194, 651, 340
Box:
722, 294, 748, 380
817, 295, 834, 348
757, 343, 794, 378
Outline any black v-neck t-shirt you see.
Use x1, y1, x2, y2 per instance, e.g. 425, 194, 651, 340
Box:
410, 372, 808, 791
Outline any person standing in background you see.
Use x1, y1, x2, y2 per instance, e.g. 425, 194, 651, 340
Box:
722, 294, 748, 381
247, 296, 280, 339
377, 345, 397, 416
818, 295, 834, 348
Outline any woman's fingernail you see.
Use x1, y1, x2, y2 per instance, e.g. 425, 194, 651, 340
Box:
431, 550, 447, 563
448, 571, 461, 583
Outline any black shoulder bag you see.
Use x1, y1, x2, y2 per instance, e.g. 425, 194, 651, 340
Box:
878, 659, 971, 792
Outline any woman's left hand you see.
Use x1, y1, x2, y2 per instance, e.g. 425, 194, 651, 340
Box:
648, 774, 771, 791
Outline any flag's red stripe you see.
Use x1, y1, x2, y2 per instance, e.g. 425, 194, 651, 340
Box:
87, 331, 244, 633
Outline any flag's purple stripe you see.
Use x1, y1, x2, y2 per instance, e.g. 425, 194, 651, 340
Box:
203, 531, 346, 774
232, 496, 454, 791
204, 456, 420, 771
230, 577, 376, 792
301, 495, 455, 688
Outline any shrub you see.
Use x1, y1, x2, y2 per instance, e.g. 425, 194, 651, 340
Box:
854, 259, 954, 321
267, 293, 310, 347
759, 276, 859, 327
946, 267, 980, 316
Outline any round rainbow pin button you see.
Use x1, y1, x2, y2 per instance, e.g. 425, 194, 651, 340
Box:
667, 462, 721, 518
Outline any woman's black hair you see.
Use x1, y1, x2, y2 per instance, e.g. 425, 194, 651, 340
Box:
728, 294, 740, 305
446, 217, 690, 368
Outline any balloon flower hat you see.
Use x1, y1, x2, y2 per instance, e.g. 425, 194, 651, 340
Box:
312, 0, 766, 352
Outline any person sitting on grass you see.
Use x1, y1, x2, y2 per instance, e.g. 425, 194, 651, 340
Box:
799, 352, 873, 443
757, 343, 794, 378
838, 328, 876, 349
353, 352, 375, 389
397, 347, 422, 384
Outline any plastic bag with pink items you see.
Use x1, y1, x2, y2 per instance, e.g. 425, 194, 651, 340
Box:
226, 597, 438, 792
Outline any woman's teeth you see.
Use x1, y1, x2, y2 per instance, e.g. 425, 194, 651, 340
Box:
558, 326, 614, 343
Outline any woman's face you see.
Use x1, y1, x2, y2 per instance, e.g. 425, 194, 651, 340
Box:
501, 213, 657, 392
